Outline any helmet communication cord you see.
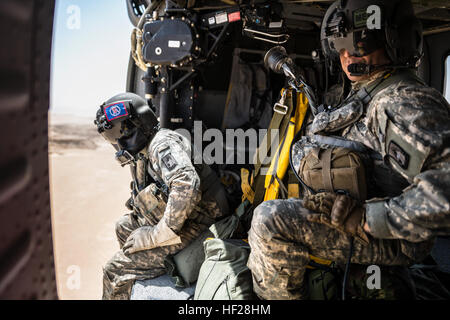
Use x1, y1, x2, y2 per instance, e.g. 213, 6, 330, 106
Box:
342, 237, 354, 301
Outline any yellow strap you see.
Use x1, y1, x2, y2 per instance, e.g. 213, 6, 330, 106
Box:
295, 93, 308, 133
288, 183, 300, 198
241, 168, 255, 203
252, 88, 291, 174
306, 254, 334, 269
263, 119, 296, 201
240, 90, 332, 269
263, 91, 309, 201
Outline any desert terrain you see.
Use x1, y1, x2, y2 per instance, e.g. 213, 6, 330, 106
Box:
49, 113, 130, 299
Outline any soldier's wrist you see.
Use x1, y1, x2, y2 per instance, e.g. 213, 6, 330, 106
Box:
365, 201, 394, 239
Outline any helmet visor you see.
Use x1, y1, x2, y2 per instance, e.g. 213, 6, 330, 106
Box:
329, 30, 383, 57
100, 122, 123, 144
117, 126, 148, 155
97, 101, 132, 144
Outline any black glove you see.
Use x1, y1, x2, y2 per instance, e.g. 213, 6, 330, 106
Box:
304, 193, 369, 246
303, 192, 337, 215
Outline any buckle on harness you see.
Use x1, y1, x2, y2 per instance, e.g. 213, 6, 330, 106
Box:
273, 102, 288, 114
115, 150, 135, 167
274, 89, 289, 114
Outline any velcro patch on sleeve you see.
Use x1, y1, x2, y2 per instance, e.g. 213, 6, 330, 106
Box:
385, 118, 430, 181
161, 153, 178, 171
388, 141, 410, 170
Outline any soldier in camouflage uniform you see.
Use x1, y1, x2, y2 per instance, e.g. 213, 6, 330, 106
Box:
247, 0, 450, 300
95, 93, 228, 300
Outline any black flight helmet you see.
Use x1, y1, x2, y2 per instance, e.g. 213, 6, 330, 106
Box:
94, 92, 159, 155
321, 0, 422, 75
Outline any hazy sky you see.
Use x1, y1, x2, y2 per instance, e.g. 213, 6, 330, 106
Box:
50, 0, 134, 118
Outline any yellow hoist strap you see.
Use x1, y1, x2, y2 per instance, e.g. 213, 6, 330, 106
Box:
240, 89, 333, 268
252, 89, 293, 177
287, 170, 301, 199
240, 90, 308, 203
241, 167, 255, 203
263, 92, 308, 201
306, 255, 334, 269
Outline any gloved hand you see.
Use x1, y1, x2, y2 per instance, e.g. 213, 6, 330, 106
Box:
303, 192, 337, 215
304, 193, 369, 246
123, 226, 155, 255
331, 194, 364, 234
123, 222, 182, 255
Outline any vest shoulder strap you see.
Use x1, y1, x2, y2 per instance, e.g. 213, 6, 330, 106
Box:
358, 69, 424, 106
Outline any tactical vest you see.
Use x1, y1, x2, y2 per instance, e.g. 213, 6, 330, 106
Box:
309, 69, 425, 198
245, 69, 424, 206
133, 153, 229, 218
195, 163, 230, 217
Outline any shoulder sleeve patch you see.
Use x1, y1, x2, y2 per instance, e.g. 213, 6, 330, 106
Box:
388, 140, 410, 170
161, 153, 178, 171
384, 118, 431, 181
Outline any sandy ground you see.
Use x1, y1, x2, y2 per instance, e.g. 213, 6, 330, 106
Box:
49, 113, 130, 300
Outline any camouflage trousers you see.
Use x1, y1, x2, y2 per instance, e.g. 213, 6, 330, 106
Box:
247, 198, 433, 300
102, 211, 209, 300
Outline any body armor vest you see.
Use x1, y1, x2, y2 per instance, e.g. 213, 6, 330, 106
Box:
308, 69, 424, 199
134, 155, 229, 217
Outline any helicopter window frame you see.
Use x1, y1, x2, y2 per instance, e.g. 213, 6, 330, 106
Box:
444, 55, 450, 103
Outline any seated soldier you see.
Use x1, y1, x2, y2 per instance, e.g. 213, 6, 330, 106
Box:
247, 0, 450, 299
95, 92, 229, 300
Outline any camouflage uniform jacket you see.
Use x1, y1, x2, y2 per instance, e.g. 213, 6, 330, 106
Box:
134, 128, 224, 237
305, 69, 450, 244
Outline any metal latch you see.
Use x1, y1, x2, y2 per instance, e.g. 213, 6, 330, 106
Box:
273, 90, 288, 114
